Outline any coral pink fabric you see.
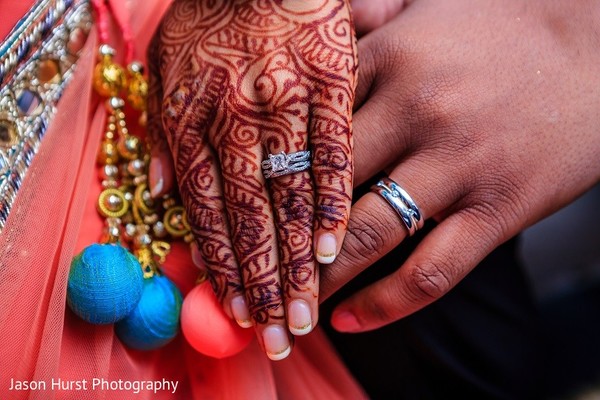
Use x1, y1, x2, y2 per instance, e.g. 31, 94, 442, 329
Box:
0, 1, 366, 399
0, 0, 36, 41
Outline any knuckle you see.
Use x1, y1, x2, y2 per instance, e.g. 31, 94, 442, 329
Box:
464, 171, 531, 239
407, 260, 453, 301
244, 281, 284, 324
343, 210, 393, 260
187, 206, 225, 234
400, 68, 472, 150
312, 139, 352, 176
404, 77, 455, 136
160, 63, 219, 136
315, 197, 349, 230
371, 35, 412, 81
273, 190, 314, 227
161, 84, 191, 133
235, 214, 265, 241
229, 211, 268, 256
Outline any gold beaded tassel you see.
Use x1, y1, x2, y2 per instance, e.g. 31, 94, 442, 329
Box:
97, 111, 130, 242
92, 44, 132, 244
66, 48, 145, 327
82, 43, 189, 350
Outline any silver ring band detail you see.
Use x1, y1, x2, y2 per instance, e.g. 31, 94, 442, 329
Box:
262, 151, 311, 179
371, 178, 424, 236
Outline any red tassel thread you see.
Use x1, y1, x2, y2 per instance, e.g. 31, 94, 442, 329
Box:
91, 0, 135, 63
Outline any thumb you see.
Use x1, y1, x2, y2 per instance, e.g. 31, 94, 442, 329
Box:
351, 0, 407, 36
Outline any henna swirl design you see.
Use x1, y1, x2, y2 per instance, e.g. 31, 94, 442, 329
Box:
149, 0, 357, 340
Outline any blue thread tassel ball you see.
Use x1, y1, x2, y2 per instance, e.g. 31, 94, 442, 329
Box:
67, 244, 144, 324
115, 274, 183, 350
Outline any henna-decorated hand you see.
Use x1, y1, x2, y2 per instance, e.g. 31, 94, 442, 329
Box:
147, 0, 357, 360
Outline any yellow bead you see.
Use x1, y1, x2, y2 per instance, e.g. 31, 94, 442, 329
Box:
128, 84, 148, 111
117, 135, 141, 160
134, 183, 155, 215
163, 206, 191, 238
97, 188, 129, 218
97, 140, 119, 165
93, 48, 127, 97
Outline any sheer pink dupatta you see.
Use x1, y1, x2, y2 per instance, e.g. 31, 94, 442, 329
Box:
0, 1, 366, 398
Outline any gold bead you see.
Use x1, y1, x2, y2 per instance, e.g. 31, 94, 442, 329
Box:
134, 233, 152, 248
93, 46, 127, 97
93, 61, 127, 98
144, 214, 159, 225
127, 62, 148, 111
101, 180, 118, 189
117, 135, 141, 160
106, 97, 125, 112
153, 221, 167, 238
127, 159, 145, 177
124, 223, 137, 241
133, 175, 147, 186
163, 206, 191, 238
184, 233, 195, 244
97, 188, 129, 218
97, 139, 119, 165
162, 197, 176, 209
100, 217, 122, 244
98, 164, 119, 180
134, 183, 154, 214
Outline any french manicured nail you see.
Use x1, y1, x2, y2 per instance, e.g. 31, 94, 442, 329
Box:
331, 310, 361, 332
316, 233, 337, 264
288, 299, 312, 336
149, 157, 163, 198
263, 325, 291, 361
190, 243, 205, 270
231, 296, 253, 328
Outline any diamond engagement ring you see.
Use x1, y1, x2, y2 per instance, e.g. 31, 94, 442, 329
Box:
371, 178, 424, 236
261, 151, 311, 179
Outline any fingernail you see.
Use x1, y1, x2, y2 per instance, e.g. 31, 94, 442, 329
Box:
263, 325, 291, 361
149, 157, 163, 198
231, 296, 253, 328
151, 178, 163, 198
191, 243, 205, 270
288, 299, 312, 336
331, 310, 361, 332
316, 233, 337, 264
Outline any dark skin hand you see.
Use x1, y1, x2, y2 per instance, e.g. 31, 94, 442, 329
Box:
319, 0, 600, 333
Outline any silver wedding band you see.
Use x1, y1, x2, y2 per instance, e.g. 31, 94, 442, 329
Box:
262, 151, 311, 179
371, 178, 424, 236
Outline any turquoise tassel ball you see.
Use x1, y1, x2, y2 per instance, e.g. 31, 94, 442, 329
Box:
67, 244, 144, 324
115, 275, 183, 350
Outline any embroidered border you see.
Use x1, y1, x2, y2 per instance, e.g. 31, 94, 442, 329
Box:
0, 0, 92, 231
